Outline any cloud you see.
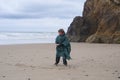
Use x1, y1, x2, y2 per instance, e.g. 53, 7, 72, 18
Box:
0, 18, 73, 32
0, 0, 85, 19
0, 0, 86, 32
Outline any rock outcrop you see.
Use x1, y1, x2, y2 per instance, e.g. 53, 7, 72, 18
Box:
67, 0, 120, 43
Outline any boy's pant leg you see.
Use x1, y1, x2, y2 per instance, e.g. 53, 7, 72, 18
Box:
55, 57, 60, 64
63, 58, 67, 66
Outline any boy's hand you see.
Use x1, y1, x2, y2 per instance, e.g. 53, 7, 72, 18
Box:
56, 44, 60, 46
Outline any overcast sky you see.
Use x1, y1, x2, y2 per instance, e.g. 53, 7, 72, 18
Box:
0, 0, 86, 32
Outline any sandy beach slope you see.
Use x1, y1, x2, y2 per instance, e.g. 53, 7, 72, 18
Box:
0, 43, 120, 80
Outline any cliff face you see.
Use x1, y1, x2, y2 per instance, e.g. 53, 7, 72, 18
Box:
67, 0, 120, 43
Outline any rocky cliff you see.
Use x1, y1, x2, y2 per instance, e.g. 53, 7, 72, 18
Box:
67, 0, 120, 43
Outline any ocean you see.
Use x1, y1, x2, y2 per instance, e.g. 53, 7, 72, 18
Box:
0, 32, 57, 45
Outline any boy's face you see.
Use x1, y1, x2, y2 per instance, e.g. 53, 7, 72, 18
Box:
58, 32, 63, 35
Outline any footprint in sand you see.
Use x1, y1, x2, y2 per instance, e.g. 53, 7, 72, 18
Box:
0, 61, 3, 63
2, 76, 6, 78
16, 63, 37, 69
45, 57, 49, 59
67, 73, 71, 75
70, 77, 78, 80
15, 63, 27, 67
115, 70, 118, 72
85, 75, 89, 77
118, 77, 120, 79
105, 70, 109, 72
82, 70, 86, 73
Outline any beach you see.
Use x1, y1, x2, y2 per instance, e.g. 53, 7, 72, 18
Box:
0, 43, 120, 80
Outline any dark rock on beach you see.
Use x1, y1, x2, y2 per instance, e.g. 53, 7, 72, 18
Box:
67, 16, 86, 42
67, 0, 120, 43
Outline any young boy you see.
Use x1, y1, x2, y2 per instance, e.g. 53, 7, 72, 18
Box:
55, 29, 71, 66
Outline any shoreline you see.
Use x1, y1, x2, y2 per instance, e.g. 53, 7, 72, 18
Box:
0, 42, 120, 47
